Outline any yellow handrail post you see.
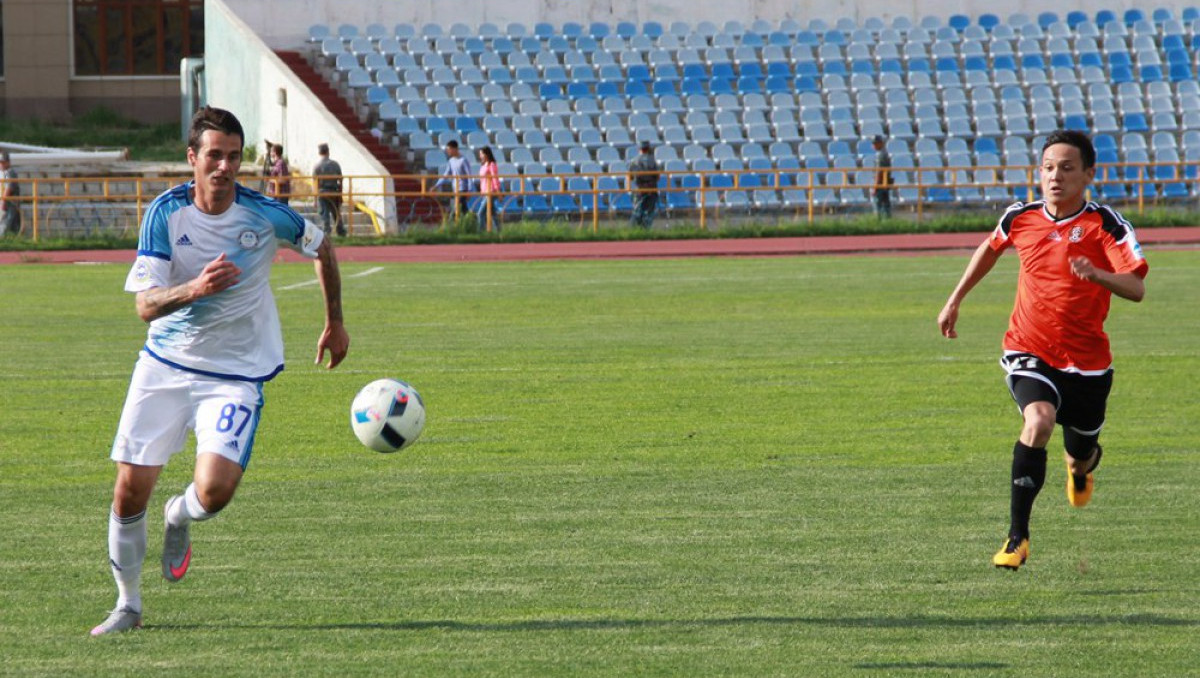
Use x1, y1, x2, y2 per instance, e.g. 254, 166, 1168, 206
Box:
592, 176, 599, 233
916, 169, 924, 223
807, 168, 814, 224
31, 179, 39, 241
134, 177, 144, 237
345, 177, 354, 235
1138, 164, 1145, 213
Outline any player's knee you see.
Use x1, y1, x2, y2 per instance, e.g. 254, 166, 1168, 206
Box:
194, 486, 233, 514
112, 483, 151, 517
1020, 403, 1056, 447
193, 476, 239, 514
112, 468, 157, 517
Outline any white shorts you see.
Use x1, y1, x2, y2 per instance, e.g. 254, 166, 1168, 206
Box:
111, 352, 265, 469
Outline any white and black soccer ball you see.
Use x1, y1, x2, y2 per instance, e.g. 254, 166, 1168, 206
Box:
350, 379, 426, 452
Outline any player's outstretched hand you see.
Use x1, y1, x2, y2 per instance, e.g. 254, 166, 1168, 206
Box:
190, 252, 241, 299
937, 302, 959, 339
316, 321, 349, 369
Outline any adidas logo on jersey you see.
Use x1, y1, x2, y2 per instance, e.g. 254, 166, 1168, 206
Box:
175, 234, 194, 246
1046, 231, 1062, 241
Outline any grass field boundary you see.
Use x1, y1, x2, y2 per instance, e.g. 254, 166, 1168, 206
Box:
3, 227, 1200, 265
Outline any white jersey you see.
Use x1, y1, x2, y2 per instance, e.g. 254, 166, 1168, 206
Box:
124, 181, 324, 381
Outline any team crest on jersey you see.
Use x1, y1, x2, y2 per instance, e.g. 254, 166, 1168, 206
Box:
133, 261, 149, 282
1068, 226, 1084, 242
239, 230, 260, 249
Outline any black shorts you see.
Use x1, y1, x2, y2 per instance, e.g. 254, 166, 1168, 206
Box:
1000, 352, 1113, 436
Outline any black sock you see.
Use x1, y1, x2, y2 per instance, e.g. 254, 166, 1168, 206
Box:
1009, 441, 1047, 541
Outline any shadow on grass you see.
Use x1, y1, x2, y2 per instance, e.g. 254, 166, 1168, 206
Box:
156, 612, 1198, 633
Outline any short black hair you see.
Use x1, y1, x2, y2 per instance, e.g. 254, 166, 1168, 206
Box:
446, 140, 459, 149
1042, 129, 1096, 169
318, 143, 330, 155
187, 106, 244, 152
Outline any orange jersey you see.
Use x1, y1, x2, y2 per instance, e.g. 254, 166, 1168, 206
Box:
988, 201, 1149, 373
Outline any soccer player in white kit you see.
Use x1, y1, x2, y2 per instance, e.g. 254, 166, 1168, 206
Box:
91, 107, 350, 635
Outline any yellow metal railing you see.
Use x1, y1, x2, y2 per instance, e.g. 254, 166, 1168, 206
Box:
3, 163, 1194, 240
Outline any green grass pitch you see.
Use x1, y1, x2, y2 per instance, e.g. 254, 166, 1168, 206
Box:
1, 250, 1197, 676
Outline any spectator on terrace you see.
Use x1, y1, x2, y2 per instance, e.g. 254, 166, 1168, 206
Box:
475, 146, 501, 233
432, 140, 472, 219
627, 141, 660, 229
266, 144, 291, 206
313, 143, 345, 236
871, 134, 893, 220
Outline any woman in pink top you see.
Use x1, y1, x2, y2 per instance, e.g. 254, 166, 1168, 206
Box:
476, 146, 501, 232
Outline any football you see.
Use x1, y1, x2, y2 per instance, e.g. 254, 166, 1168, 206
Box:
349, 379, 426, 452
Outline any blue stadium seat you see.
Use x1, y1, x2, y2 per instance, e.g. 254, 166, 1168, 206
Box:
1123, 113, 1149, 133
1123, 9, 1145, 26
1139, 65, 1165, 83
947, 14, 970, 32
307, 24, 332, 43
1063, 114, 1089, 131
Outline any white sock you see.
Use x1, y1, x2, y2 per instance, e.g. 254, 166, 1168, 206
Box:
108, 509, 146, 613
166, 483, 216, 528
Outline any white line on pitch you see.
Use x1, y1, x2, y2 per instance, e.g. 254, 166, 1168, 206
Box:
280, 266, 384, 290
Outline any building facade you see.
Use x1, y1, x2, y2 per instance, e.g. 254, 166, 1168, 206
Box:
0, 0, 202, 123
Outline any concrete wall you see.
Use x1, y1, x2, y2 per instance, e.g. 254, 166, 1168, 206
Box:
3, 0, 72, 122
206, 0, 396, 227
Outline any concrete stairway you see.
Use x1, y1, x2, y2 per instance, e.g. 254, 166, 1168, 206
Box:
276, 50, 441, 225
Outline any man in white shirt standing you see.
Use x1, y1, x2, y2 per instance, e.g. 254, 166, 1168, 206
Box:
90, 106, 350, 636
432, 139, 472, 218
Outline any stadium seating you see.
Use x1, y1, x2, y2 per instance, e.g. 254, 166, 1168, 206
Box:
307, 7, 1200, 215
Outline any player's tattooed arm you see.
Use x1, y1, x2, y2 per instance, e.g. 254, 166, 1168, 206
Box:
314, 237, 344, 324
314, 237, 349, 369
135, 252, 241, 322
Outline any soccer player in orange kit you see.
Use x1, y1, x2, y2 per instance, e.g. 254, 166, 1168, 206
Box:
937, 130, 1148, 570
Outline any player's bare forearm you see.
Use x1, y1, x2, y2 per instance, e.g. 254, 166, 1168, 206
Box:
314, 238, 343, 324
314, 238, 349, 368
1070, 257, 1145, 302
1093, 271, 1145, 302
136, 283, 198, 322
136, 252, 241, 322
938, 241, 1001, 338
